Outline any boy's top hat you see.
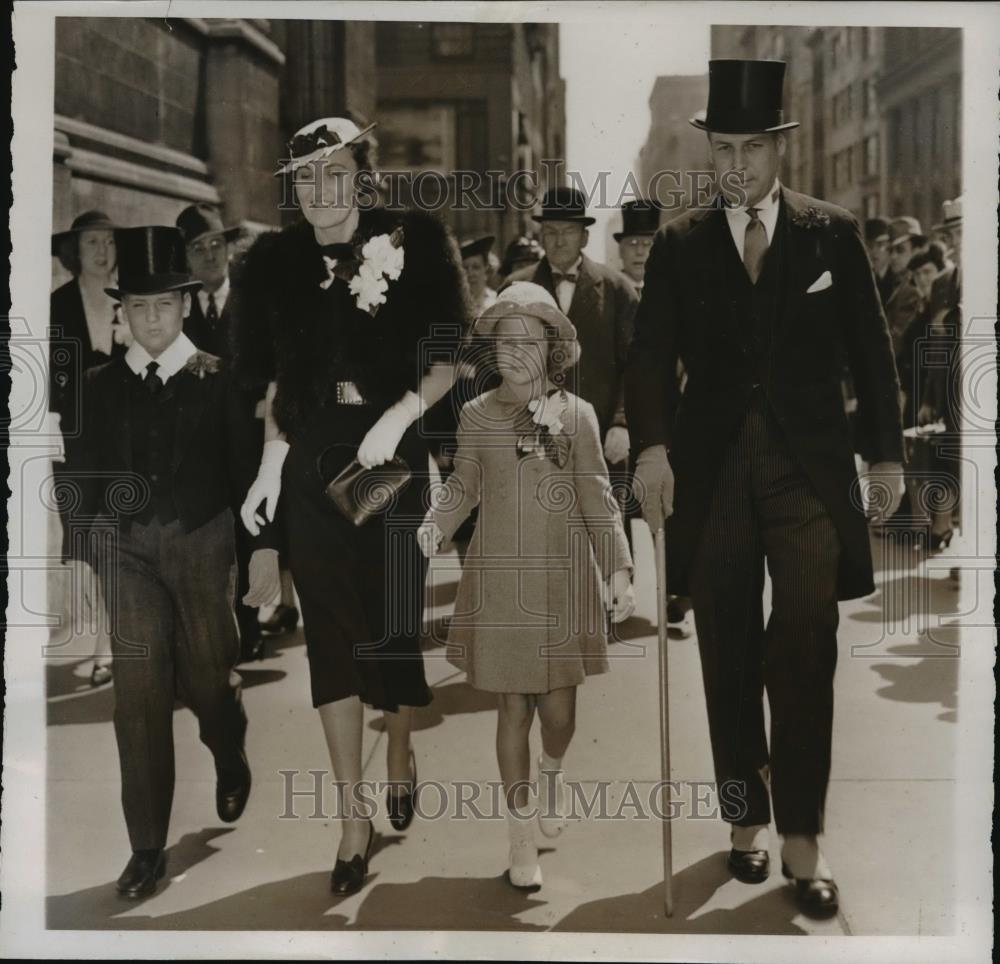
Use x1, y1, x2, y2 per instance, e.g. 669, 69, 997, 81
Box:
614, 200, 662, 241
105, 226, 203, 299
690, 59, 799, 134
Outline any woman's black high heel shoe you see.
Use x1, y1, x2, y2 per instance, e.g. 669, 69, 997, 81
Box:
387, 750, 417, 832
330, 820, 375, 897
929, 529, 954, 552
260, 604, 299, 636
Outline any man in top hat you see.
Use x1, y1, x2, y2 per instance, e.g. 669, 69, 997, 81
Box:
460, 235, 498, 319
614, 199, 661, 291
176, 203, 268, 660
70, 226, 280, 898
884, 216, 928, 358
626, 59, 904, 916
864, 217, 895, 308
505, 186, 639, 475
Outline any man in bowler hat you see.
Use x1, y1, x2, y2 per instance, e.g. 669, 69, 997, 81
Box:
506, 186, 639, 477
626, 60, 904, 916
614, 199, 661, 291
176, 203, 268, 661
71, 226, 280, 898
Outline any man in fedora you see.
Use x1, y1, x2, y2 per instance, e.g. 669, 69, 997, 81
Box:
614, 199, 661, 292
506, 186, 639, 480
884, 216, 928, 358
176, 203, 267, 659
626, 59, 904, 916
70, 226, 280, 898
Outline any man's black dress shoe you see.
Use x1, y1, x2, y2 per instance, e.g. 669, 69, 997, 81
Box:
260, 604, 299, 636
330, 821, 375, 897
387, 750, 417, 832
781, 862, 840, 917
217, 751, 252, 823
727, 848, 770, 884
116, 849, 166, 899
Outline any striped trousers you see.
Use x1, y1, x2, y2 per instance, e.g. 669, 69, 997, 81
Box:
689, 393, 840, 836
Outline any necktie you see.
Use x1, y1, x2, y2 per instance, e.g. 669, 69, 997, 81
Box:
553, 271, 577, 312
743, 207, 767, 284
552, 271, 578, 284
206, 292, 219, 329
144, 360, 163, 396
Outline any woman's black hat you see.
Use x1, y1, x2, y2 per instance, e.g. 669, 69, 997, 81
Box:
690, 59, 799, 134
51, 209, 117, 257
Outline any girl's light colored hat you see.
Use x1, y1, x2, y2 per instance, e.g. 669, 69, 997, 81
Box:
276, 116, 377, 176
472, 281, 577, 342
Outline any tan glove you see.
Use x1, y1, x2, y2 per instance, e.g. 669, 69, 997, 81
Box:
632, 444, 674, 531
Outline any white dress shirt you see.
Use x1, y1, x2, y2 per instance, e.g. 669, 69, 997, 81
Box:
197, 274, 229, 317
724, 178, 781, 259
553, 255, 583, 313
125, 332, 199, 384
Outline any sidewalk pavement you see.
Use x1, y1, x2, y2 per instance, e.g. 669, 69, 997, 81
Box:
45, 523, 956, 935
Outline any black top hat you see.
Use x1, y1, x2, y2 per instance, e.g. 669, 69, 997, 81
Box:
864, 217, 891, 243
690, 60, 799, 134
531, 187, 596, 226
614, 200, 662, 241
51, 209, 117, 256
460, 235, 495, 260
105, 227, 203, 299
176, 204, 242, 246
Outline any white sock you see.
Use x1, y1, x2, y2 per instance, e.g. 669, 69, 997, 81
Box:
782, 834, 832, 879
540, 750, 563, 773
731, 823, 770, 852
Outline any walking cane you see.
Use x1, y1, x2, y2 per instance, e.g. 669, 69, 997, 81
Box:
654, 525, 674, 916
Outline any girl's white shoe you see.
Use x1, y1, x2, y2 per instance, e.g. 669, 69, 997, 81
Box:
506, 812, 543, 888
537, 758, 570, 839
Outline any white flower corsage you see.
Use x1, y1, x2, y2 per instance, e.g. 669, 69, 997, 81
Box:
348, 227, 405, 316
527, 392, 566, 435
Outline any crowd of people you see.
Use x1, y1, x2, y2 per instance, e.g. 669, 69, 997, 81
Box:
46, 58, 962, 919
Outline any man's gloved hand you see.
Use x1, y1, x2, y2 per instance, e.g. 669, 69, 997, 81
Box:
631, 444, 674, 532
603, 426, 630, 466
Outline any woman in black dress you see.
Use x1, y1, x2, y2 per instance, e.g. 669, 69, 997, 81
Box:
233, 117, 466, 895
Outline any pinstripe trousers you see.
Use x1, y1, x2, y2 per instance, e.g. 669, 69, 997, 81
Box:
689, 392, 840, 836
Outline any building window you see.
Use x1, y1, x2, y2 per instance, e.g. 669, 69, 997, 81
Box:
863, 78, 878, 118
864, 194, 880, 218
865, 135, 879, 177
430, 23, 474, 59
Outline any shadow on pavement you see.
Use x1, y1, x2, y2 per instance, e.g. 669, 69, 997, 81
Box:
46, 827, 235, 929
868, 637, 959, 721
368, 679, 497, 733
551, 853, 811, 934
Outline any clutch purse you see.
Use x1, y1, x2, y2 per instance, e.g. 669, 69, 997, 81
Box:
319, 454, 413, 526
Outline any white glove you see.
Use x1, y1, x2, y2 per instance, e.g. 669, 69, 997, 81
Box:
47, 411, 65, 463
241, 439, 289, 536
607, 568, 636, 623
358, 391, 425, 468
603, 425, 630, 466
632, 444, 674, 532
417, 515, 444, 558
859, 460, 905, 520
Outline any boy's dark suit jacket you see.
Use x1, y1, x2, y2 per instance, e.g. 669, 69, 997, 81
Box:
626, 188, 904, 600
505, 254, 638, 437
70, 352, 277, 557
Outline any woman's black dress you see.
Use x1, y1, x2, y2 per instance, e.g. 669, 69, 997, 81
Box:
232, 208, 468, 710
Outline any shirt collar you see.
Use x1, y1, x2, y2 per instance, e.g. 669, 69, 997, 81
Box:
725, 178, 781, 217
125, 331, 199, 383
553, 255, 583, 279
199, 275, 229, 309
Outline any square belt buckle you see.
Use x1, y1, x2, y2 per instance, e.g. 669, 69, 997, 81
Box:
336, 380, 366, 405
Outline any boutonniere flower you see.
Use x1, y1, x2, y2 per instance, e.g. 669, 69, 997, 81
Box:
184, 351, 221, 380
515, 389, 570, 467
110, 308, 133, 347
347, 227, 405, 315
791, 206, 831, 229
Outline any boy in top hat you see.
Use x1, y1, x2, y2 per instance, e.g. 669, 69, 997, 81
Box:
627, 59, 904, 916
614, 199, 661, 291
176, 203, 268, 661
460, 235, 498, 319
505, 186, 639, 473
70, 226, 280, 898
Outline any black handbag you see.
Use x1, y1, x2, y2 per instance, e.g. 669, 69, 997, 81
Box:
318, 453, 413, 526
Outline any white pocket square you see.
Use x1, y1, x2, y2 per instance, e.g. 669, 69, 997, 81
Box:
806, 270, 833, 293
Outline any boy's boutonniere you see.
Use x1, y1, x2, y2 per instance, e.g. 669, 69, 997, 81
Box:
184, 351, 221, 380
515, 390, 570, 467
791, 206, 831, 230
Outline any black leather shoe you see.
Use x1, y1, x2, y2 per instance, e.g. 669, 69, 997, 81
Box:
260, 604, 299, 636
216, 751, 252, 823
116, 849, 166, 899
387, 750, 417, 832
727, 848, 770, 884
781, 861, 840, 917
239, 636, 266, 663
330, 821, 375, 897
